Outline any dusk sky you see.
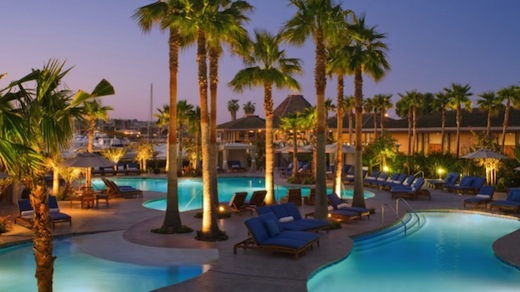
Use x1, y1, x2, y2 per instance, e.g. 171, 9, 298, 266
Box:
2, 0, 519, 123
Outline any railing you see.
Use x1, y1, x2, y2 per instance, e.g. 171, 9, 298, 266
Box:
414, 170, 425, 178
381, 198, 420, 235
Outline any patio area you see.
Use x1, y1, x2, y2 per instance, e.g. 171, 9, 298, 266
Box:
1, 174, 519, 291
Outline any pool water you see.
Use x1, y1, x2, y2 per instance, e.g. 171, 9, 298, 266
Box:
0, 237, 206, 292
307, 212, 520, 292
91, 176, 374, 212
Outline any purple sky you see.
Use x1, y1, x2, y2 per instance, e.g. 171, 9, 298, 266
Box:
2, 0, 519, 123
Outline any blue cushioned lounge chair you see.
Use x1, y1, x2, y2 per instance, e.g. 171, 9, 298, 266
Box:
463, 186, 495, 209
327, 193, 370, 219
489, 188, 520, 213
15, 196, 72, 229
390, 177, 428, 200
233, 212, 320, 259
256, 202, 329, 232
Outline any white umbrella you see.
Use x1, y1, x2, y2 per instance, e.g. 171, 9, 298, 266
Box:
325, 144, 355, 154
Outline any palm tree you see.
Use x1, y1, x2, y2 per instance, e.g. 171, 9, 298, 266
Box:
344, 96, 355, 146
227, 99, 240, 121
229, 30, 301, 205
282, 0, 345, 219
432, 91, 451, 152
280, 112, 305, 177
373, 93, 392, 133
243, 101, 256, 115
344, 14, 390, 208
177, 100, 195, 172
363, 97, 377, 139
477, 91, 503, 138
82, 99, 113, 188
11, 59, 112, 291
395, 96, 413, 156
398, 90, 423, 154
154, 104, 170, 171
444, 83, 472, 157
134, 0, 187, 233
497, 85, 520, 150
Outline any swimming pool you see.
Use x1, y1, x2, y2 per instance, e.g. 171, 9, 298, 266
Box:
0, 236, 206, 292
307, 212, 520, 291
91, 176, 374, 212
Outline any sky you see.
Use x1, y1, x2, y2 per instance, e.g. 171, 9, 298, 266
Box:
1, 0, 520, 123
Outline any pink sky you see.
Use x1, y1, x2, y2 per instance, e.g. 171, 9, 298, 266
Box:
2, 0, 519, 123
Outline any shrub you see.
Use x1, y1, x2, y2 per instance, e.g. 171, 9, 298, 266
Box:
0, 215, 12, 234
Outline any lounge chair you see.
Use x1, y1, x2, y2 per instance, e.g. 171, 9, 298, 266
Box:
279, 163, 293, 177
115, 163, 126, 176
243, 190, 267, 211
489, 188, 520, 213
102, 178, 143, 199
287, 188, 302, 206
126, 163, 140, 175
426, 172, 460, 189
381, 173, 408, 190
256, 202, 329, 232
343, 169, 367, 185
374, 173, 399, 189
233, 212, 320, 259
16, 196, 72, 229
390, 177, 428, 200
227, 160, 246, 172
223, 192, 249, 215
446, 176, 485, 195
464, 186, 495, 209
327, 193, 370, 219
363, 170, 381, 186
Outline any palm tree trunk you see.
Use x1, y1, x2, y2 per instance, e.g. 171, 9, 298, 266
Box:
334, 75, 345, 195
407, 112, 412, 156
348, 111, 353, 145
501, 101, 511, 149
264, 83, 275, 205
456, 105, 461, 157
440, 109, 446, 153
352, 69, 366, 209
32, 186, 54, 292
209, 48, 220, 211
373, 112, 377, 139
160, 29, 183, 232
487, 111, 492, 138
412, 108, 417, 154
197, 31, 218, 239
313, 31, 328, 219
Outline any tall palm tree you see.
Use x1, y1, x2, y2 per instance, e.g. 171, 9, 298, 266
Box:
477, 91, 503, 138
134, 0, 189, 233
177, 100, 195, 172
344, 96, 355, 146
344, 14, 390, 208
227, 99, 240, 120
280, 112, 305, 177
229, 30, 301, 205
444, 83, 472, 157
363, 97, 377, 139
373, 93, 392, 133
432, 91, 451, 153
82, 99, 113, 188
282, 0, 345, 219
398, 90, 423, 154
154, 104, 170, 171
395, 96, 413, 155
497, 85, 520, 150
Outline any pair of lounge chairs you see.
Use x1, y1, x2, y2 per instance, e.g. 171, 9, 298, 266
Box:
101, 178, 143, 199
16, 195, 72, 229
489, 188, 520, 213
234, 212, 321, 259
390, 177, 429, 200
256, 202, 330, 232
327, 193, 370, 220
443, 175, 485, 194
224, 190, 267, 215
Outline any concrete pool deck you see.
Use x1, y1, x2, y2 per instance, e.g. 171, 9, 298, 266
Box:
1, 174, 519, 291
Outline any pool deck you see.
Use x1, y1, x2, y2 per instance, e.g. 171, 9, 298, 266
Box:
1, 173, 519, 291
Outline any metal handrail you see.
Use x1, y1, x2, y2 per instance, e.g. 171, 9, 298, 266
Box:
396, 198, 421, 226
381, 203, 407, 235
414, 170, 425, 178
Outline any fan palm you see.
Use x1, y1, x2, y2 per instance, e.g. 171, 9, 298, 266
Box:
444, 83, 472, 157
432, 91, 451, 152
477, 91, 503, 138
497, 85, 520, 150
227, 99, 240, 120
281, 0, 345, 219
229, 30, 301, 205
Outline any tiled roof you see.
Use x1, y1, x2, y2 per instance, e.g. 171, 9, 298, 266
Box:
273, 95, 313, 127
217, 115, 265, 130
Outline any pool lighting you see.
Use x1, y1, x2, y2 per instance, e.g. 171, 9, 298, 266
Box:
437, 167, 445, 179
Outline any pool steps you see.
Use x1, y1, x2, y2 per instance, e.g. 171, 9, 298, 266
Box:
352, 213, 424, 251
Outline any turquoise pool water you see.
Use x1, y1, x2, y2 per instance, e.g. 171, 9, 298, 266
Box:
307, 212, 520, 291
91, 176, 374, 212
0, 236, 206, 292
